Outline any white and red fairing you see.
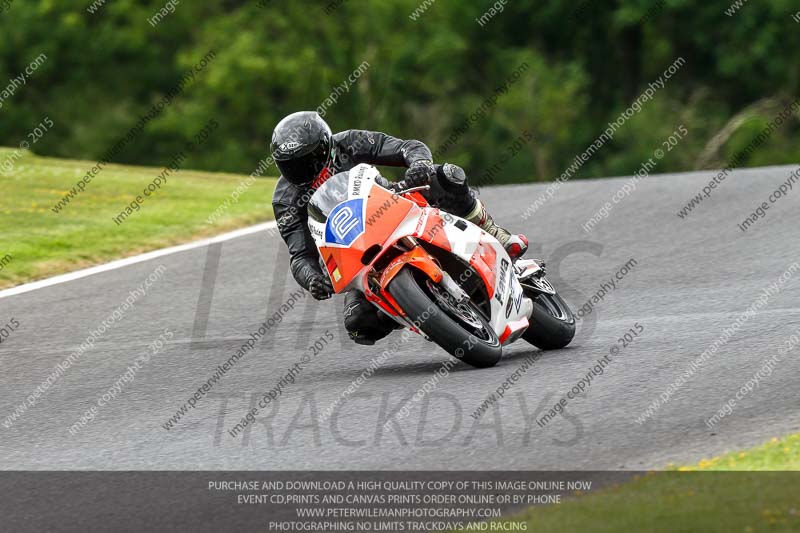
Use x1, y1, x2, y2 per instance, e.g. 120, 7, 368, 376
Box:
308, 164, 532, 345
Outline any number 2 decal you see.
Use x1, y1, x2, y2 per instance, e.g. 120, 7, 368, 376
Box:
330, 207, 359, 239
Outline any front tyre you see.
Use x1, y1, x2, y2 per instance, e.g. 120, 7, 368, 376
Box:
387, 267, 502, 368
521, 289, 576, 350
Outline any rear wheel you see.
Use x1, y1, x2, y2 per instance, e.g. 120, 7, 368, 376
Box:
387, 267, 502, 368
521, 288, 576, 350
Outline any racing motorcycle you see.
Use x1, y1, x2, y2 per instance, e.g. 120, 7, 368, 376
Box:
307, 164, 575, 368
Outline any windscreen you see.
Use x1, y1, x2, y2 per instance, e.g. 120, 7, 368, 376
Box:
307, 172, 350, 223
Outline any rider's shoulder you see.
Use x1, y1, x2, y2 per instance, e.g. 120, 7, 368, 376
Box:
334, 129, 379, 148
332, 130, 351, 144
272, 176, 300, 206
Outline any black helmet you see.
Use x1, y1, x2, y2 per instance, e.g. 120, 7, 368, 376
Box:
271, 111, 333, 185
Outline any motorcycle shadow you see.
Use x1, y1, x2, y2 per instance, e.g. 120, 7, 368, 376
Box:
320, 345, 582, 380
378, 345, 579, 375
372, 358, 480, 376
494, 344, 581, 367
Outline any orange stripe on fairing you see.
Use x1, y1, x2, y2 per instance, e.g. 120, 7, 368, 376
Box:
418, 210, 452, 252
469, 240, 498, 299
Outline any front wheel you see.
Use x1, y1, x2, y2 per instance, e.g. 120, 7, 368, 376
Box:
387, 267, 502, 368
521, 288, 576, 350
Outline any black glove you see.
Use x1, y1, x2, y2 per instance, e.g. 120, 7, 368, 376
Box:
308, 274, 334, 300
404, 160, 436, 188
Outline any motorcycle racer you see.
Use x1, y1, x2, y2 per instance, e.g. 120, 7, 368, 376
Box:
271, 111, 529, 345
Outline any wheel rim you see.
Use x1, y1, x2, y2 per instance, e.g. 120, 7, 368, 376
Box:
425, 280, 495, 342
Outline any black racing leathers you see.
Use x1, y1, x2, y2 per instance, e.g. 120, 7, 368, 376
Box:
271, 130, 474, 292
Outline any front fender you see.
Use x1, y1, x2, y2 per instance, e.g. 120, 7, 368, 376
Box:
379, 246, 443, 290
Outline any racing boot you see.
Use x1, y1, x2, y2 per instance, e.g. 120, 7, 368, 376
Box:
343, 291, 396, 346
464, 198, 529, 260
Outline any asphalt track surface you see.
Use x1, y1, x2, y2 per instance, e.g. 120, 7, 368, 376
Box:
2, 165, 799, 471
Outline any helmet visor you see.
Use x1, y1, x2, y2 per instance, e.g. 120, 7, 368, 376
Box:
275, 143, 330, 185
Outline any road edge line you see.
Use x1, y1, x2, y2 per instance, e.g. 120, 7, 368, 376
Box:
0, 221, 278, 300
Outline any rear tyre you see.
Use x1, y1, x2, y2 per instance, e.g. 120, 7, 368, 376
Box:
521, 289, 576, 350
388, 267, 502, 368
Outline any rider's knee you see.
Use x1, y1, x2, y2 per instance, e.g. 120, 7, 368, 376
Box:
342, 292, 394, 344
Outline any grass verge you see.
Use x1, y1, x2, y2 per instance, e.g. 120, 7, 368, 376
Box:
672, 434, 800, 471
0, 147, 276, 289
501, 433, 800, 532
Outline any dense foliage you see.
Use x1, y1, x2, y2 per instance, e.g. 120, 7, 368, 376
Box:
1, 0, 798, 183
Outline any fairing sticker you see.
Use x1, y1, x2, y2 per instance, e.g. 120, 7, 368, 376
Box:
325, 198, 365, 246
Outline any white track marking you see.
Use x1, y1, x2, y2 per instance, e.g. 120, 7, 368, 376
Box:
0, 221, 278, 299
